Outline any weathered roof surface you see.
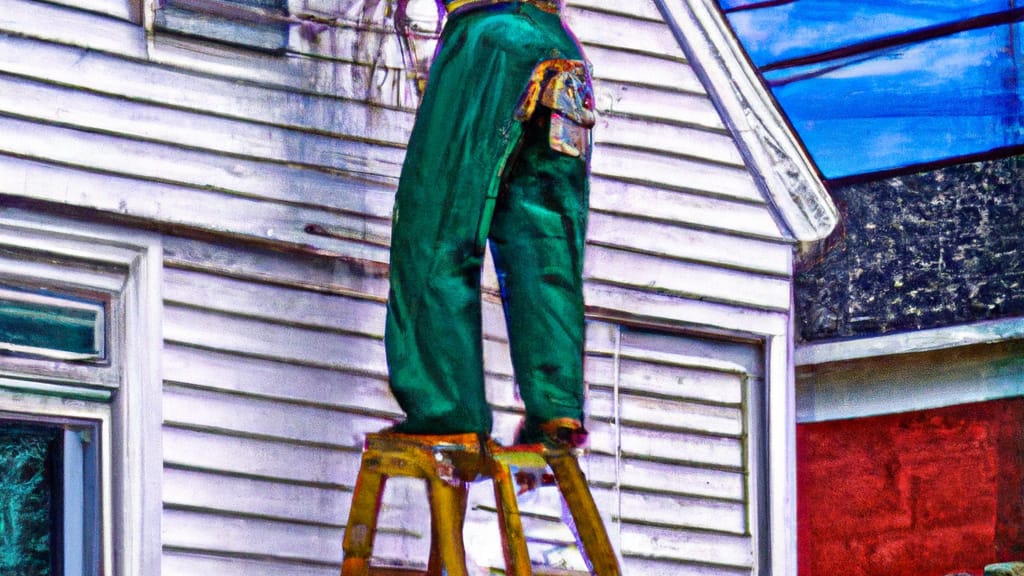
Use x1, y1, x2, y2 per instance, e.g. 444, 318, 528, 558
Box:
719, 0, 1024, 181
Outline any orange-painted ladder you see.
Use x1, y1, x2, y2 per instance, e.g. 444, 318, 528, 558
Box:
340, 431, 621, 576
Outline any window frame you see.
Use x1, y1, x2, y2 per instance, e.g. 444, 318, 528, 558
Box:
147, 0, 293, 53
0, 409, 110, 576
0, 209, 163, 576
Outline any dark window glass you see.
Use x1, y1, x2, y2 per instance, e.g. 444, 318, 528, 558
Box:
0, 425, 61, 576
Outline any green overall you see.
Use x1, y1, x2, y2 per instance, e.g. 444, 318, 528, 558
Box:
385, 0, 593, 441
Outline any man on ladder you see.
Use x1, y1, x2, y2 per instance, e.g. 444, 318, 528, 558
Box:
385, 0, 594, 448
342, 1, 620, 574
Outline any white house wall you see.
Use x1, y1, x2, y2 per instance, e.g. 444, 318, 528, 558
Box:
0, 0, 798, 573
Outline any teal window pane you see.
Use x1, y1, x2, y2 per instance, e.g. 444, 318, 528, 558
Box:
0, 425, 60, 576
0, 287, 105, 360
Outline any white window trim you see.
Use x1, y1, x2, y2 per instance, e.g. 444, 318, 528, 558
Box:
795, 318, 1024, 424
796, 316, 1024, 366
0, 208, 163, 576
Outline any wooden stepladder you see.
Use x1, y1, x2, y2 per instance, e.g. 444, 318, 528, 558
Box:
341, 431, 621, 576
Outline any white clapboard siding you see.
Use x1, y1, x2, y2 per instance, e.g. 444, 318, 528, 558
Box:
594, 115, 743, 166
585, 283, 790, 337
599, 489, 748, 535
601, 325, 761, 570
163, 268, 387, 337
584, 245, 791, 312
163, 266, 510, 343
559, 0, 794, 344
163, 551, 340, 576
162, 508, 431, 567
464, 323, 763, 572
1, 3, 405, 260
164, 303, 387, 375
591, 145, 761, 202
587, 44, 706, 93
571, 7, 687, 58
162, 345, 398, 414
0, 0, 419, 118
3, 0, 418, 110
586, 454, 746, 502
588, 389, 744, 436
0, 155, 391, 263
571, 0, 665, 20
149, 33, 419, 109
623, 557, 752, 576
159, 259, 518, 570
595, 81, 726, 130
163, 463, 421, 533
0, 36, 414, 150
163, 426, 361, 487
589, 177, 781, 239
42, 0, 134, 21
0, 76, 404, 183
0, 116, 398, 239
586, 212, 790, 276
162, 384, 393, 450
162, 235, 393, 300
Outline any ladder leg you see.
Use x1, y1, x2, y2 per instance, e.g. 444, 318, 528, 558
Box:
427, 479, 470, 576
546, 452, 621, 576
427, 481, 468, 576
492, 461, 531, 576
341, 453, 388, 576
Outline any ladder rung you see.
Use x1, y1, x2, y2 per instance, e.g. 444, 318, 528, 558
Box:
367, 567, 429, 576
532, 569, 592, 576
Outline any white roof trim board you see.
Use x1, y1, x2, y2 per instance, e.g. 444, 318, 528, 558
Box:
655, 0, 838, 244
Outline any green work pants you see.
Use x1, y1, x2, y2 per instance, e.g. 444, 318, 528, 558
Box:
384, 3, 590, 439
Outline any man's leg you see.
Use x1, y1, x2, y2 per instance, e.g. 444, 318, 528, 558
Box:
489, 111, 589, 443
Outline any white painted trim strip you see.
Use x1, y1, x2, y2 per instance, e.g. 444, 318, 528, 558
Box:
796, 316, 1024, 366
0, 375, 113, 401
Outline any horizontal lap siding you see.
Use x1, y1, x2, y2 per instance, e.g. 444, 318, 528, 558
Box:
602, 327, 761, 571
161, 259, 434, 572
466, 322, 762, 572
565, 3, 794, 333
160, 250, 517, 573
0, 0, 405, 259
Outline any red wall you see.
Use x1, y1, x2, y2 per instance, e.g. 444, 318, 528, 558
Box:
798, 398, 1024, 576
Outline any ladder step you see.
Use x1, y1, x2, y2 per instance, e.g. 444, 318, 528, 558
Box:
341, 431, 621, 576
366, 569, 429, 576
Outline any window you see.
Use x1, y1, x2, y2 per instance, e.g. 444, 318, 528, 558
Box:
0, 419, 101, 576
0, 209, 162, 576
0, 287, 106, 361
154, 0, 291, 52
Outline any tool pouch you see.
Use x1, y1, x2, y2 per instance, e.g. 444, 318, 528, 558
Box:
515, 59, 595, 159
